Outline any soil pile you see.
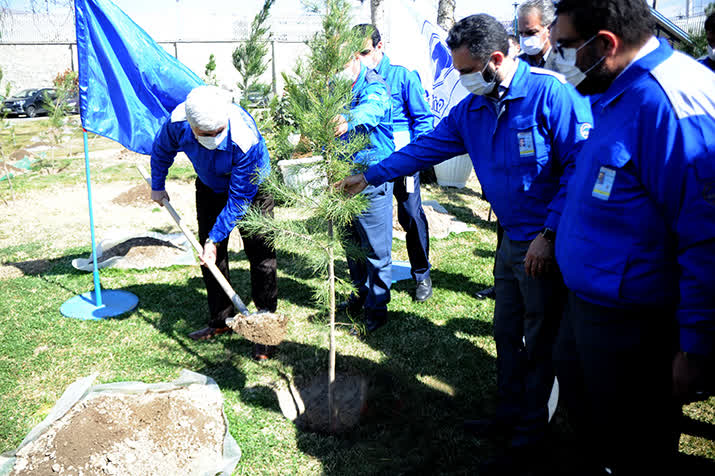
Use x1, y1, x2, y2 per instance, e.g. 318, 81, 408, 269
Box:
112, 184, 154, 207
227, 312, 288, 346
99, 236, 185, 267
10, 385, 225, 476
393, 202, 459, 239
293, 373, 368, 433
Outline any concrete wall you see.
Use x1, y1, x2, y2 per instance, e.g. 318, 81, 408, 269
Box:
0, 40, 310, 100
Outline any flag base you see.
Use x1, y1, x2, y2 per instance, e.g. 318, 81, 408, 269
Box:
60, 290, 138, 320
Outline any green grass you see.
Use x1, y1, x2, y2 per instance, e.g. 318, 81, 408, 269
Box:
0, 120, 713, 474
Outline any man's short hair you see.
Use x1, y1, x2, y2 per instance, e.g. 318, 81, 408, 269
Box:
555, 0, 655, 47
446, 14, 509, 62
518, 0, 556, 27
705, 11, 715, 34
185, 86, 231, 132
354, 23, 381, 47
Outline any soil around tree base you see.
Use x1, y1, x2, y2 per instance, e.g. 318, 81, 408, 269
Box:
294, 373, 368, 434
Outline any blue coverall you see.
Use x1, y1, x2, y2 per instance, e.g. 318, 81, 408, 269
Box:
374, 54, 434, 282
151, 103, 277, 326
364, 59, 593, 446
340, 65, 395, 318
554, 39, 715, 472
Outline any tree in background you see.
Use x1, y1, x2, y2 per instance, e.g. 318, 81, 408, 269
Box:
240, 0, 370, 432
204, 53, 218, 86
232, 0, 275, 108
677, 2, 715, 59
437, 0, 455, 30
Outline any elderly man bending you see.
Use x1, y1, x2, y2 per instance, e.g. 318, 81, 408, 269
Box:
150, 86, 278, 360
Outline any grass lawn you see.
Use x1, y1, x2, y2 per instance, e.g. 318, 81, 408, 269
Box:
0, 120, 713, 475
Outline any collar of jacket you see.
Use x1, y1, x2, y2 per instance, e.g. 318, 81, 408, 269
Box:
467, 59, 529, 112
376, 53, 391, 77
594, 38, 672, 112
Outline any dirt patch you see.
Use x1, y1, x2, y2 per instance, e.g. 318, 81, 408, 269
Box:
293, 373, 367, 433
112, 183, 154, 207
227, 312, 289, 346
10, 386, 225, 475
101, 237, 182, 261
8, 149, 35, 161
0, 259, 51, 280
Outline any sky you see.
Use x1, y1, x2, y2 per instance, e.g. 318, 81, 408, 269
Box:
4, 0, 708, 21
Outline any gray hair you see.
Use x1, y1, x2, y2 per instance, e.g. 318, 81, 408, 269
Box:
518, 0, 556, 27
185, 85, 231, 132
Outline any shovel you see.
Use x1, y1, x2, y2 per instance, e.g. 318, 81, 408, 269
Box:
136, 165, 287, 345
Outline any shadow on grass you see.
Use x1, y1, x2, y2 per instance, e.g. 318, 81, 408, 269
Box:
235, 309, 499, 475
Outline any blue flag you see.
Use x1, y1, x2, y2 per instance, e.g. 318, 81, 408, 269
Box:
75, 0, 203, 154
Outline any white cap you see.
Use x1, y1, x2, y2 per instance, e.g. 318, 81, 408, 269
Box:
184, 85, 231, 132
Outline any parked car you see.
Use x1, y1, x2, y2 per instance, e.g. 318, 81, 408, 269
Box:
246, 90, 269, 107
63, 92, 80, 115
2, 88, 57, 118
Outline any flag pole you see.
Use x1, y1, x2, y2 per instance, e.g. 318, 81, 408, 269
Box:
59, 127, 138, 320
83, 128, 102, 306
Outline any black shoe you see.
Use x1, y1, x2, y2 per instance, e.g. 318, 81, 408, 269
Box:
415, 277, 433, 302
463, 418, 511, 439
475, 286, 496, 300
338, 294, 365, 316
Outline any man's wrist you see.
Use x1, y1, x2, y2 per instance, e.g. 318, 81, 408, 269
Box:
541, 227, 556, 244
205, 237, 215, 246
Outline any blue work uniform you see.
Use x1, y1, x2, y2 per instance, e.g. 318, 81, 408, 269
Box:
365, 59, 593, 446
375, 54, 434, 282
151, 102, 277, 326
554, 39, 715, 473
340, 65, 395, 318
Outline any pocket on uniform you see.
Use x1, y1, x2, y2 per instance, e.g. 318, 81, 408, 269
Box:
566, 232, 628, 304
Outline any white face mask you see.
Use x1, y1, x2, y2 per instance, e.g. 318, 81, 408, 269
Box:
520, 34, 544, 56
196, 126, 228, 150
554, 48, 586, 86
554, 34, 604, 87
459, 62, 496, 96
708, 44, 715, 61
359, 55, 378, 70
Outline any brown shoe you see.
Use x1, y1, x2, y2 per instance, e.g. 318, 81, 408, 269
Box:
188, 326, 231, 341
252, 343, 276, 361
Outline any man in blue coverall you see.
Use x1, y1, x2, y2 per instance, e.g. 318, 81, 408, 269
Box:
354, 24, 435, 303
333, 51, 394, 333
150, 86, 278, 360
337, 14, 592, 469
552, 1, 715, 473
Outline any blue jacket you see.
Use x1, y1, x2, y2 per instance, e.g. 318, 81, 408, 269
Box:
375, 54, 434, 139
150, 103, 270, 243
556, 40, 715, 355
341, 65, 394, 166
365, 60, 592, 241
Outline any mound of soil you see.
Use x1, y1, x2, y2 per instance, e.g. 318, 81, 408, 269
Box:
112, 184, 154, 207
99, 237, 184, 267
227, 312, 288, 346
293, 373, 368, 433
10, 386, 225, 476
8, 149, 35, 161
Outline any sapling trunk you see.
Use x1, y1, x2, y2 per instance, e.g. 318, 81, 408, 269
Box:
327, 219, 337, 432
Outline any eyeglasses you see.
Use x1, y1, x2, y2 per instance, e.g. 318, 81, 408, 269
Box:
554, 34, 599, 59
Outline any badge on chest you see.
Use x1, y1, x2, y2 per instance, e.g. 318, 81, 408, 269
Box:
592, 166, 616, 201
517, 131, 535, 157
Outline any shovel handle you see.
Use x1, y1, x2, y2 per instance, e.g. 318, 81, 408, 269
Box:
136, 165, 250, 316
